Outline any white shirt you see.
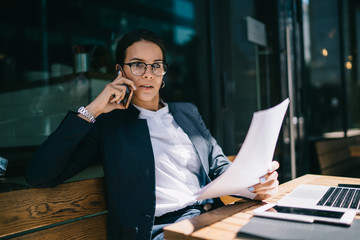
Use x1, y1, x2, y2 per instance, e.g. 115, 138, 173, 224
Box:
133, 103, 204, 217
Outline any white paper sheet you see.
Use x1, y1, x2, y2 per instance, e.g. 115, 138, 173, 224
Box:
196, 98, 290, 200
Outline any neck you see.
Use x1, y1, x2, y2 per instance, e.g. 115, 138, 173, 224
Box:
132, 96, 163, 111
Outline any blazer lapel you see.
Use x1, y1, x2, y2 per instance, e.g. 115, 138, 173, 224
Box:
121, 105, 155, 178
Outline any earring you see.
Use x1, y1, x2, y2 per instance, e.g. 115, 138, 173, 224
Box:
161, 80, 165, 88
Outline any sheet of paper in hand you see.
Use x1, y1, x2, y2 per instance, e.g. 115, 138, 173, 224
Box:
195, 98, 289, 200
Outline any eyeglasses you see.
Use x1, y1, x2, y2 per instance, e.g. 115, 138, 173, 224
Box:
124, 62, 168, 77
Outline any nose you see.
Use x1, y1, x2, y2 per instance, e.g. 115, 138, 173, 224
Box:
142, 66, 154, 79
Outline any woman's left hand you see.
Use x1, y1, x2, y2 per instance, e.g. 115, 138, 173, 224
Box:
250, 161, 280, 200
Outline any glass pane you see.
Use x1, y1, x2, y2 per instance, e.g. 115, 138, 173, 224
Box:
345, 0, 360, 135
224, 0, 257, 154
306, 0, 343, 136
0, 0, 209, 178
224, 0, 281, 154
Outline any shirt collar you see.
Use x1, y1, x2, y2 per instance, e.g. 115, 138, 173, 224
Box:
132, 100, 169, 118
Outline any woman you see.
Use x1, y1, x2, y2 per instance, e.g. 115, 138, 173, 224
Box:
26, 29, 279, 240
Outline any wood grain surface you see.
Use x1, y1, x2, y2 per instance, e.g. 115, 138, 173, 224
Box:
12, 214, 107, 240
0, 178, 106, 239
164, 174, 360, 240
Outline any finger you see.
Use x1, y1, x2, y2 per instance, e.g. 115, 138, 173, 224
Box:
110, 94, 123, 104
251, 178, 279, 193
259, 170, 279, 184
249, 171, 279, 192
116, 84, 131, 105
108, 87, 124, 104
121, 88, 134, 109
114, 101, 126, 110
103, 83, 122, 102
253, 188, 278, 200
258, 160, 279, 184
254, 194, 269, 200
118, 69, 122, 77
121, 79, 137, 90
253, 184, 279, 196
116, 84, 128, 94
113, 93, 124, 104
269, 160, 280, 173
113, 77, 137, 90
112, 84, 132, 106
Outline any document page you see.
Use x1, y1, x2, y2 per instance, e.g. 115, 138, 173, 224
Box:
196, 98, 289, 200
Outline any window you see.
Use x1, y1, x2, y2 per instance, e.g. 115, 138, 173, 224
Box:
0, 0, 210, 178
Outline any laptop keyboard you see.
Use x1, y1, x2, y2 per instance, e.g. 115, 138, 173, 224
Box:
317, 187, 360, 210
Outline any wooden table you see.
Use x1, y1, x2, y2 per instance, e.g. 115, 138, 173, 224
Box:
164, 174, 360, 240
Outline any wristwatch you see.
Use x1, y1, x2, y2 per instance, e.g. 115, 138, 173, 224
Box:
78, 106, 96, 123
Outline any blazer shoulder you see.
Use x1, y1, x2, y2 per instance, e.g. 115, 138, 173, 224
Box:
169, 102, 198, 114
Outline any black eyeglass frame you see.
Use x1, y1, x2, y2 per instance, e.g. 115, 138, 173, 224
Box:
123, 62, 168, 76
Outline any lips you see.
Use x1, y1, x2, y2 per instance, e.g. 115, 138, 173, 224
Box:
139, 84, 153, 89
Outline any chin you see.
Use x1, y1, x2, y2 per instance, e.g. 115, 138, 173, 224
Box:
134, 95, 158, 103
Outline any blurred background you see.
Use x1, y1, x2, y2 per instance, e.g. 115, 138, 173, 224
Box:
1, 0, 360, 190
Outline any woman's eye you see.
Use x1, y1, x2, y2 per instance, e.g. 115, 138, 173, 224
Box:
134, 62, 143, 68
152, 63, 161, 68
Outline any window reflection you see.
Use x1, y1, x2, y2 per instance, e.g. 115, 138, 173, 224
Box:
0, 0, 209, 180
305, 0, 344, 135
305, 0, 360, 136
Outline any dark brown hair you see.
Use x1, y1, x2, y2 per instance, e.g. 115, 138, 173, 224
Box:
116, 29, 166, 66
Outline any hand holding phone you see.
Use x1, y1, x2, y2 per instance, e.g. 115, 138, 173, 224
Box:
115, 64, 133, 109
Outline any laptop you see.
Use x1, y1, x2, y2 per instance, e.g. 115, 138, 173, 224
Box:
277, 184, 360, 214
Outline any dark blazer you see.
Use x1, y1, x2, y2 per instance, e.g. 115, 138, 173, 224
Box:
26, 102, 231, 240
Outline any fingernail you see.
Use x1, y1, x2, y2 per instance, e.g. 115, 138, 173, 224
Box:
248, 187, 255, 192
260, 177, 266, 183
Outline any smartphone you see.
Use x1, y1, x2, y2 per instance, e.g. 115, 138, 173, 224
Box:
253, 203, 356, 226
116, 64, 133, 109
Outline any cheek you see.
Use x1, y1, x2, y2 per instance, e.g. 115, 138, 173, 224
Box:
155, 78, 163, 87
130, 76, 142, 85
124, 68, 133, 79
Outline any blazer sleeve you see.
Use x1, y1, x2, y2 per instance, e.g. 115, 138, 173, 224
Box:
187, 103, 231, 180
25, 112, 100, 187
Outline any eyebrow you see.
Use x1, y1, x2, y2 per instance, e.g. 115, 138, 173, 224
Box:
130, 58, 163, 62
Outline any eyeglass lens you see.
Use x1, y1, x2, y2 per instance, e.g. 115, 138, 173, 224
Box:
130, 63, 167, 76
